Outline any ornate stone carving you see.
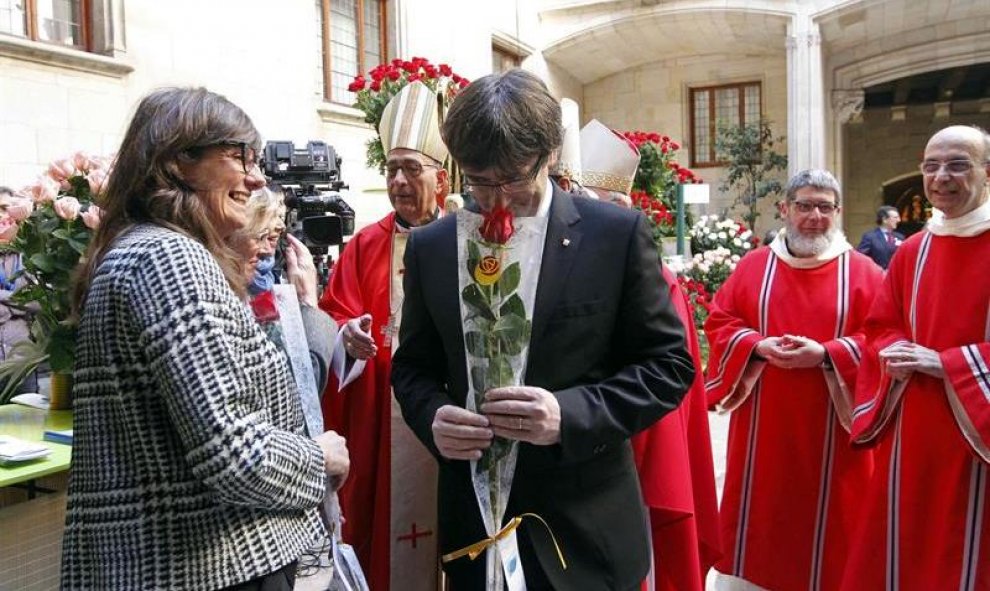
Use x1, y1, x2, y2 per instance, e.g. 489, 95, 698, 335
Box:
832, 89, 865, 124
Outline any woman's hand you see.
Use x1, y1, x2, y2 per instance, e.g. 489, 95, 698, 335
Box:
284, 234, 319, 308
314, 430, 350, 489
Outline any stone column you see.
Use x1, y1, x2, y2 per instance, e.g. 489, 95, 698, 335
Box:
786, 12, 825, 175
829, 88, 864, 227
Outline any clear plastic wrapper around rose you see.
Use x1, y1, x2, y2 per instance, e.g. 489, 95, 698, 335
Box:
455, 210, 547, 589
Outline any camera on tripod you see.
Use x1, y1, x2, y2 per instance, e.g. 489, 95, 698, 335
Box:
261, 140, 355, 255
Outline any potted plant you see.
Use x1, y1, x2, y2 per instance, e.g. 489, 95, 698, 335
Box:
0, 153, 109, 405
715, 119, 788, 231
348, 57, 469, 175
621, 130, 701, 255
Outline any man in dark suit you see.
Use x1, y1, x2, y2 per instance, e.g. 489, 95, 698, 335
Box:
391, 69, 695, 590
856, 205, 903, 268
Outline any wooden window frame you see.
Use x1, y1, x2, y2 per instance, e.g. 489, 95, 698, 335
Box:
689, 81, 761, 168
8, 0, 91, 51
321, 0, 388, 104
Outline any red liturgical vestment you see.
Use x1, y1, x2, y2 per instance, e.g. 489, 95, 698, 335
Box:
845, 214, 990, 591
319, 212, 438, 591
633, 266, 721, 591
705, 239, 883, 591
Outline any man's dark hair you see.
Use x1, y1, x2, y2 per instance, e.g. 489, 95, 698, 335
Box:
876, 205, 898, 225
0, 186, 13, 197
442, 69, 562, 174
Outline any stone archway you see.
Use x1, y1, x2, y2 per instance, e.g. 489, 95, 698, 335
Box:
882, 172, 928, 237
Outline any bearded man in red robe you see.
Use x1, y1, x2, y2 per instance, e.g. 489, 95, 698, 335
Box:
843, 125, 990, 591
705, 169, 884, 591
319, 81, 449, 591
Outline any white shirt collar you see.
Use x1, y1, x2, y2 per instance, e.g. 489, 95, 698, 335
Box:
769, 228, 853, 269
926, 198, 990, 237
533, 178, 553, 219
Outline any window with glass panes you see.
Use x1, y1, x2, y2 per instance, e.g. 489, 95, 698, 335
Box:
689, 82, 761, 167
0, 0, 88, 50
321, 0, 386, 104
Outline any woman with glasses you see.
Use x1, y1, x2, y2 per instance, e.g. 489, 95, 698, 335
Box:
64, 87, 348, 590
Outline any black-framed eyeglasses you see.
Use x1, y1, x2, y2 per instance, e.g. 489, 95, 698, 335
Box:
463, 157, 545, 196
919, 159, 980, 176
189, 141, 259, 174
790, 200, 839, 214
385, 160, 439, 179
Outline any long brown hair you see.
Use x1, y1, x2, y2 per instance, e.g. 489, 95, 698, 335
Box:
72, 87, 261, 314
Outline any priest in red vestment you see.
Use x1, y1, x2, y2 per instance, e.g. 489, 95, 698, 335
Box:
705, 169, 883, 591
579, 118, 722, 591
844, 125, 990, 591
319, 81, 449, 591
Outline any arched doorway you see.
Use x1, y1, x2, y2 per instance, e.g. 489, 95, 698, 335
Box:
882, 173, 929, 237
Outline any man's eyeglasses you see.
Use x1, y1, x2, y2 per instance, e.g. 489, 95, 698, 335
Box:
919, 159, 981, 176
463, 158, 544, 197
790, 201, 839, 214
385, 161, 439, 179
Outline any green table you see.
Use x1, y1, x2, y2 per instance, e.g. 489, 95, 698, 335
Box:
0, 404, 72, 489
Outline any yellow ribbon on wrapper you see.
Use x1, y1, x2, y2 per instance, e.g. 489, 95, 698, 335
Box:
441, 512, 568, 570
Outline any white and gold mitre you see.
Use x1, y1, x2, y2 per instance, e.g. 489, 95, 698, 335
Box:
378, 81, 449, 163
580, 119, 640, 195
550, 98, 582, 184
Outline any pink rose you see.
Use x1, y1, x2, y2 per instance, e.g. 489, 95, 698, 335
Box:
80, 204, 104, 230
28, 176, 59, 204
53, 196, 81, 221
6, 197, 33, 221
73, 151, 91, 173
86, 168, 109, 196
0, 217, 17, 244
47, 158, 75, 182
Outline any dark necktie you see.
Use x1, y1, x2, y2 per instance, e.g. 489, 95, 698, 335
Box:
886, 232, 895, 246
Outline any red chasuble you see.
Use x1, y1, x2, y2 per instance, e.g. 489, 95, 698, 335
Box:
705, 243, 882, 591
845, 227, 990, 591
319, 212, 438, 591
633, 266, 721, 591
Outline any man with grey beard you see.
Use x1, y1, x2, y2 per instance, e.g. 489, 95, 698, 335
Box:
704, 169, 884, 591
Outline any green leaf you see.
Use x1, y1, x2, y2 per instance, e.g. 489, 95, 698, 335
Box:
499, 293, 525, 318
486, 355, 513, 388
461, 284, 495, 320
497, 261, 520, 296
464, 331, 487, 357
470, 366, 487, 396
467, 240, 481, 277
29, 253, 56, 273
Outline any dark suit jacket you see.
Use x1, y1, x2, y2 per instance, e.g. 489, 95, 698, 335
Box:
856, 226, 903, 269
392, 187, 695, 590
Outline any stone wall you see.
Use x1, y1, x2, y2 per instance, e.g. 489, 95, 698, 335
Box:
582, 53, 790, 235
841, 99, 990, 241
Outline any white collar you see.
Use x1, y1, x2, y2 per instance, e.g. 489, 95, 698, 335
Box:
533, 178, 553, 219
926, 198, 990, 237
769, 228, 853, 269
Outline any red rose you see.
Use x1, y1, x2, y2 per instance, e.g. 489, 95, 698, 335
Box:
424, 65, 438, 79
249, 291, 280, 323
370, 79, 382, 92
371, 68, 385, 82
402, 60, 417, 73
671, 141, 681, 150
387, 69, 401, 81
408, 73, 421, 82
348, 77, 366, 92
479, 204, 514, 244
458, 78, 469, 88
439, 63, 453, 77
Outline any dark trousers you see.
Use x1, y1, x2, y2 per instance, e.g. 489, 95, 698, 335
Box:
221, 561, 297, 591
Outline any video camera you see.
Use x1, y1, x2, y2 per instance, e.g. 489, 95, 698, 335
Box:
261, 140, 356, 285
